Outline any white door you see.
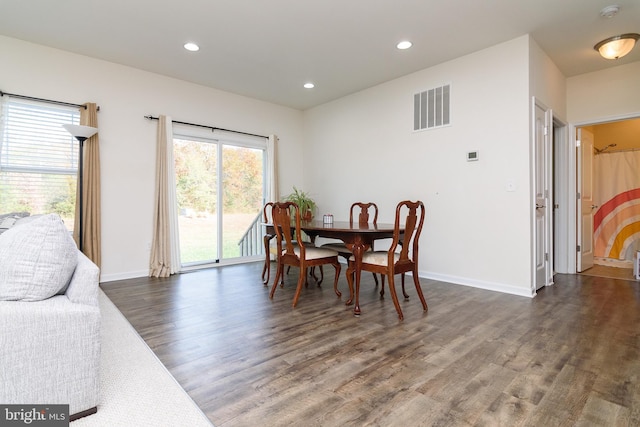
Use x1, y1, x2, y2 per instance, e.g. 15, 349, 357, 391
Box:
576, 128, 595, 272
534, 103, 550, 290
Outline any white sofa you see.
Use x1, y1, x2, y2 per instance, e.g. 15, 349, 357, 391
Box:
0, 214, 101, 420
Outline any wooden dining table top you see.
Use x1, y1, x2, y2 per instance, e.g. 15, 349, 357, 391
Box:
299, 219, 397, 234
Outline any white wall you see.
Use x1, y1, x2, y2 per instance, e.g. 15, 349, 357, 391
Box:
303, 36, 535, 296
567, 61, 640, 123
529, 38, 567, 119
1, 33, 587, 295
0, 35, 305, 281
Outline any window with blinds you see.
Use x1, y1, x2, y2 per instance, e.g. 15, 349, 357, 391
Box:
0, 97, 80, 227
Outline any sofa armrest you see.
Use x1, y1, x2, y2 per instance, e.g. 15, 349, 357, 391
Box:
65, 251, 100, 306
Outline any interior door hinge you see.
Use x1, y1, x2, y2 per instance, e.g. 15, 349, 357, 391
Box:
544, 126, 548, 136
577, 245, 581, 252
545, 253, 549, 261
577, 192, 581, 200
576, 139, 581, 147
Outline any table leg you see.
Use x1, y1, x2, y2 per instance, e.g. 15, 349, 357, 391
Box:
351, 242, 364, 316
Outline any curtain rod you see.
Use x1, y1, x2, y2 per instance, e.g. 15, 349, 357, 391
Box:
144, 115, 267, 139
0, 90, 100, 111
595, 147, 640, 155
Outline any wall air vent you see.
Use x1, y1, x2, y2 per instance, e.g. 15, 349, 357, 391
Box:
413, 84, 450, 131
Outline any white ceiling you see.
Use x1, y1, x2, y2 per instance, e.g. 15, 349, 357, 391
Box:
1, 0, 639, 110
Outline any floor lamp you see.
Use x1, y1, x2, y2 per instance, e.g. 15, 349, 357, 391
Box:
63, 124, 98, 252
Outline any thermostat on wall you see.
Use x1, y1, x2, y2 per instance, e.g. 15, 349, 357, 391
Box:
467, 151, 479, 161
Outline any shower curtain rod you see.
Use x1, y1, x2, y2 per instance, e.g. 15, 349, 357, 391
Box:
0, 90, 99, 110
595, 147, 640, 155
144, 115, 267, 139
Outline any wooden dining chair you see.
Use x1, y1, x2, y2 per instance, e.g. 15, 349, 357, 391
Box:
345, 200, 427, 320
261, 202, 280, 285
321, 202, 380, 285
263, 202, 315, 287
270, 202, 342, 307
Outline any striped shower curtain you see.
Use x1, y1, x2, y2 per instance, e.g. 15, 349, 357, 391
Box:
593, 150, 640, 262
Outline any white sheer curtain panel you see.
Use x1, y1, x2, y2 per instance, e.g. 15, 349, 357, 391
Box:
267, 135, 279, 202
149, 115, 181, 277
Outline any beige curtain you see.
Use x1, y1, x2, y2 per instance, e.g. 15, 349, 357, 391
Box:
75, 103, 101, 267
149, 115, 179, 277
267, 135, 279, 202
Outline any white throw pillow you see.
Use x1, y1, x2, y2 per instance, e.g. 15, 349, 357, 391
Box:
0, 214, 78, 301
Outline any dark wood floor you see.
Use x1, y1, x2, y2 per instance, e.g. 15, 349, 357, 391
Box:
101, 263, 640, 426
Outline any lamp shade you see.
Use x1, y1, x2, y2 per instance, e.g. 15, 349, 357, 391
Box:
62, 124, 98, 140
594, 33, 640, 59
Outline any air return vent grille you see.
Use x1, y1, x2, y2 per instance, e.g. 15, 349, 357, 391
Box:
413, 84, 450, 131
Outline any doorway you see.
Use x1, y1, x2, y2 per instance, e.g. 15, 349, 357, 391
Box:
574, 116, 640, 278
172, 131, 267, 270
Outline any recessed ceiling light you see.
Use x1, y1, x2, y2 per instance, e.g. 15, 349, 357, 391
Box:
396, 40, 413, 50
303, 83, 315, 89
184, 42, 200, 52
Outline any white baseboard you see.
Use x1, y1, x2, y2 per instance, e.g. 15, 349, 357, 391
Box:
100, 265, 535, 299
420, 270, 536, 298
100, 270, 149, 283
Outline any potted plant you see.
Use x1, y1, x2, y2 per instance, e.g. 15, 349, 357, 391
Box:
284, 186, 317, 221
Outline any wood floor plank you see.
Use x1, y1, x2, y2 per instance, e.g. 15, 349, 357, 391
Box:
101, 263, 640, 426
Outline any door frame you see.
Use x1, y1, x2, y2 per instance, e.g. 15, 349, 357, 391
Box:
532, 98, 552, 291
531, 98, 570, 289
560, 112, 640, 274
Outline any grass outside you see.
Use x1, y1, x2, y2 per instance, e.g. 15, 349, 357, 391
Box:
178, 213, 259, 263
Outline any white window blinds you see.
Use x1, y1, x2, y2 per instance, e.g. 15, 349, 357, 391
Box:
1, 98, 80, 173
0, 97, 80, 219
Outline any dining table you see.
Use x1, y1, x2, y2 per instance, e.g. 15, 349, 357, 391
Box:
264, 219, 402, 315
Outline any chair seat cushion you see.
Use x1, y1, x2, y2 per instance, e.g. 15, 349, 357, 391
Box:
294, 246, 338, 260
350, 251, 399, 266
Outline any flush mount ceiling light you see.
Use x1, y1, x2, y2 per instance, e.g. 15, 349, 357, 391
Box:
599, 5, 620, 18
183, 42, 200, 52
396, 40, 413, 50
594, 33, 640, 59
303, 82, 315, 89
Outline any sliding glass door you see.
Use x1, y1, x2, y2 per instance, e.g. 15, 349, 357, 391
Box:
173, 131, 265, 268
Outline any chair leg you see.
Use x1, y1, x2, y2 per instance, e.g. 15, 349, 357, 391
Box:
412, 269, 428, 311
345, 261, 355, 305
401, 273, 409, 299
380, 275, 386, 297
292, 267, 306, 307
262, 237, 270, 285
386, 274, 404, 320
263, 258, 272, 286
372, 272, 379, 286
270, 263, 284, 299
312, 266, 325, 285
332, 260, 342, 297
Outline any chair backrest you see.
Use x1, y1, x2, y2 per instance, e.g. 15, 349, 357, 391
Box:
350, 202, 378, 225
263, 201, 274, 223
271, 201, 305, 260
390, 200, 425, 265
